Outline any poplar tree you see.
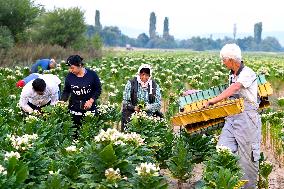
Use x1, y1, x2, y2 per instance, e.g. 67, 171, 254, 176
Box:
233, 23, 237, 41
254, 22, 262, 44
95, 10, 102, 30
149, 12, 156, 39
163, 17, 169, 39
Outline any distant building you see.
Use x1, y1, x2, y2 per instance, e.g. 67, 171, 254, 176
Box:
126, 44, 133, 50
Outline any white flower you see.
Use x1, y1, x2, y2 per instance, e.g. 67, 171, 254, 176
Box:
105, 168, 121, 181
124, 133, 144, 145
65, 145, 77, 152
15, 70, 23, 77
111, 68, 118, 73
260, 160, 273, 167
109, 92, 116, 97
135, 162, 160, 176
55, 101, 68, 108
9, 95, 16, 100
278, 96, 284, 100
94, 128, 145, 146
130, 111, 166, 124
84, 111, 95, 117
114, 140, 126, 146
0, 165, 7, 175
25, 115, 39, 123
4, 151, 21, 160
7, 133, 38, 151
7, 75, 16, 80
49, 169, 60, 175
216, 145, 232, 154
72, 139, 79, 144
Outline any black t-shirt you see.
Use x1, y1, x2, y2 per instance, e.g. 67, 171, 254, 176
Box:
61, 68, 101, 112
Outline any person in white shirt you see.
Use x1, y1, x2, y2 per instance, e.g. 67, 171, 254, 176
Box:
19, 77, 60, 113
204, 44, 261, 189
16, 73, 61, 88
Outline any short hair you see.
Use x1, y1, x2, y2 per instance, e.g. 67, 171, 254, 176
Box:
32, 78, 46, 92
140, 68, 150, 75
220, 43, 242, 62
66, 55, 84, 67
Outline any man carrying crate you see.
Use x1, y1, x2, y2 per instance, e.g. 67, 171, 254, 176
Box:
204, 43, 261, 189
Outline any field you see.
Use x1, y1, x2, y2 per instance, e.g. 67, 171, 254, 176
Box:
0, 50, 284, 188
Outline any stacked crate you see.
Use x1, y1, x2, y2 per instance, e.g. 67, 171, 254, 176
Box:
172, 74, 273, 134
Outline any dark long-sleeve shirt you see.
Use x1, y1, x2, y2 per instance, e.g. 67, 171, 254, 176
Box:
61, 68, 101, 113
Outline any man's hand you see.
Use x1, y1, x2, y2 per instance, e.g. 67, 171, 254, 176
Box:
203, 99, 216, 108
84, 98, 94, 110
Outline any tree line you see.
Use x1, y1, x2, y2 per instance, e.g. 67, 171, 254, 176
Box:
0, 0, 283, 52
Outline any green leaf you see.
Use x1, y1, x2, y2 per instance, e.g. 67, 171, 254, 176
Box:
15, 163, 28, 184
7, 157, 18, 176
99, 143, 117, 166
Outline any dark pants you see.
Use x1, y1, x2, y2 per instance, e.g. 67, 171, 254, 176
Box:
70, 108, 98, 138
71, 114, 84, 138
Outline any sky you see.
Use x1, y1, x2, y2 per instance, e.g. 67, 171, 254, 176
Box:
34, 0, 284, 39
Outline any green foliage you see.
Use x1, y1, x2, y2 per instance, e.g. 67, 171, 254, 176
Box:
76, 129, 155, 187
80, 103, 120, 142
34, 7, 86, 48
40, 174, 69, 189
130, 162, 168, 189
130, 174, 168, 189
92, 34, 103, 50
0, 157, 28, 188
126, 112, 174, 166
0, 26, 14, 49
277, 97, 284, 107
260, 37, 282, 52
202, 168, 242, 189
136, 33, 150, 47
0, 0, 41, 42
0, 52, 284, 188
166, 136, 194, 182
182, 131, 216, 164
101, 26, 124, 46
202, 146, 243, 189
258, 153, 273, 189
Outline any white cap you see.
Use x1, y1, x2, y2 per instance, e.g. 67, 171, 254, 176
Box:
220, 43, 242, 60
137, 64, 152, 75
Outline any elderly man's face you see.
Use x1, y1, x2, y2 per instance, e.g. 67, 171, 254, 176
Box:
222, 58, 234, 69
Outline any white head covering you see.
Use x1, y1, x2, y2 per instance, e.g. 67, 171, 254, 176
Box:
220, 43, 242, 61
136, 64, 153, 94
